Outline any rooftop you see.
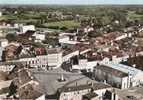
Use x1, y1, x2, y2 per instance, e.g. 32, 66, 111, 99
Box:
102, 62, 143, 77
60, 82, 111, 93
47, 48, 62, 54
114, 86, 143, 100
18, 84, 44, 99
63, 43, 91, 56
0, 71, 8, 81
17, 68, 33, 86
122, 56, 143, 71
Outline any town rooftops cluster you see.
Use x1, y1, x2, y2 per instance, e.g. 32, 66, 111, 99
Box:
0, 8, 143, 100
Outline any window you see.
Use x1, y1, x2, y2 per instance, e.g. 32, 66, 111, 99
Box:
32, 60, 35, 64
124, 83, 126, 88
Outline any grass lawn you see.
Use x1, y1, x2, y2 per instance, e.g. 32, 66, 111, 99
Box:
127, 11, 143, 21
0, 15, 18, 21
44, 20, 80, 29
0, 12, 41, 23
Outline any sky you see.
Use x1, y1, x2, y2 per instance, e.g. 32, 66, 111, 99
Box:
0, 0, 143, 5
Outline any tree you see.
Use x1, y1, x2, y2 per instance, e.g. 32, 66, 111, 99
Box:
7, 82, 17, 97
60, 26, 68, 31
5, 34, 16, 42
40, 14, 47, 24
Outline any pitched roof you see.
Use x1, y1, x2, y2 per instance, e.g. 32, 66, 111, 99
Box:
47, 48, 62, 54
18, 83, 44, 99
59, 82, 111, 92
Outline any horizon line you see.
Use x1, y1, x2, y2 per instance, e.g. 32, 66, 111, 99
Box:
0, 4, 143, 5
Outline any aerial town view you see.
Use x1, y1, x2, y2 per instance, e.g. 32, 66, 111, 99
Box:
0, 0, 143, 100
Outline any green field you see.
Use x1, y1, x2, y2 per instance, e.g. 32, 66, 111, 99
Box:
44, 20, 80, 29
0, 15, 18, 20
127, 11, 143, 21
0, 6, 143, 30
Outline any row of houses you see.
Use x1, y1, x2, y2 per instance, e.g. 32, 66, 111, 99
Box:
0, 62, 114, 100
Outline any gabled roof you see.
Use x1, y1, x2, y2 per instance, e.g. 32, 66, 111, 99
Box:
59, 82, 111, 92
102, 62, 143, 77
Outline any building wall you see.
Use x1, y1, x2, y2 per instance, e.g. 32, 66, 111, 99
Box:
0, 80, 12, 90
131, 72, 143, 87
0, 47, 4, 61
63, 51, 79, 62
59, 89, 90, 100
102, 58, 110, 64
36, 95, 45, 100
59, 88, 112, 100
34, 34, 45, 41
9, 52, 63, 69
91, 96, 100, 100
59, 36, 70, 43
0, 65, 15, 72
94, 88, 112, 99
20, 25, 35, 33
73, 61, 98, 72
0, 40, 8, 48
94, 68, 128, 89
111, 93, 119, 100
121, 77, 129, 89
78, 59, 88, 69
19, 55, 48, 69
48, 52, 63, 68
112, 56, 129, 64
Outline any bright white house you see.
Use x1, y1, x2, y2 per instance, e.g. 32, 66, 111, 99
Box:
20, 25, 35, 33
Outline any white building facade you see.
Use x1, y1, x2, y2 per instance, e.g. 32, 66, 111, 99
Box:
94, 62, 143, 89
20, 25, 35, 33
47, 51, 63, 68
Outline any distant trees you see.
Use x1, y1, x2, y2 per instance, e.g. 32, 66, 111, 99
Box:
135, 9, 143, 15
80, 7, 129, 33
47, 26, 59, 30
40, 14, 47, 24
2, 6, 143, 32
60, 26, 68, 31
